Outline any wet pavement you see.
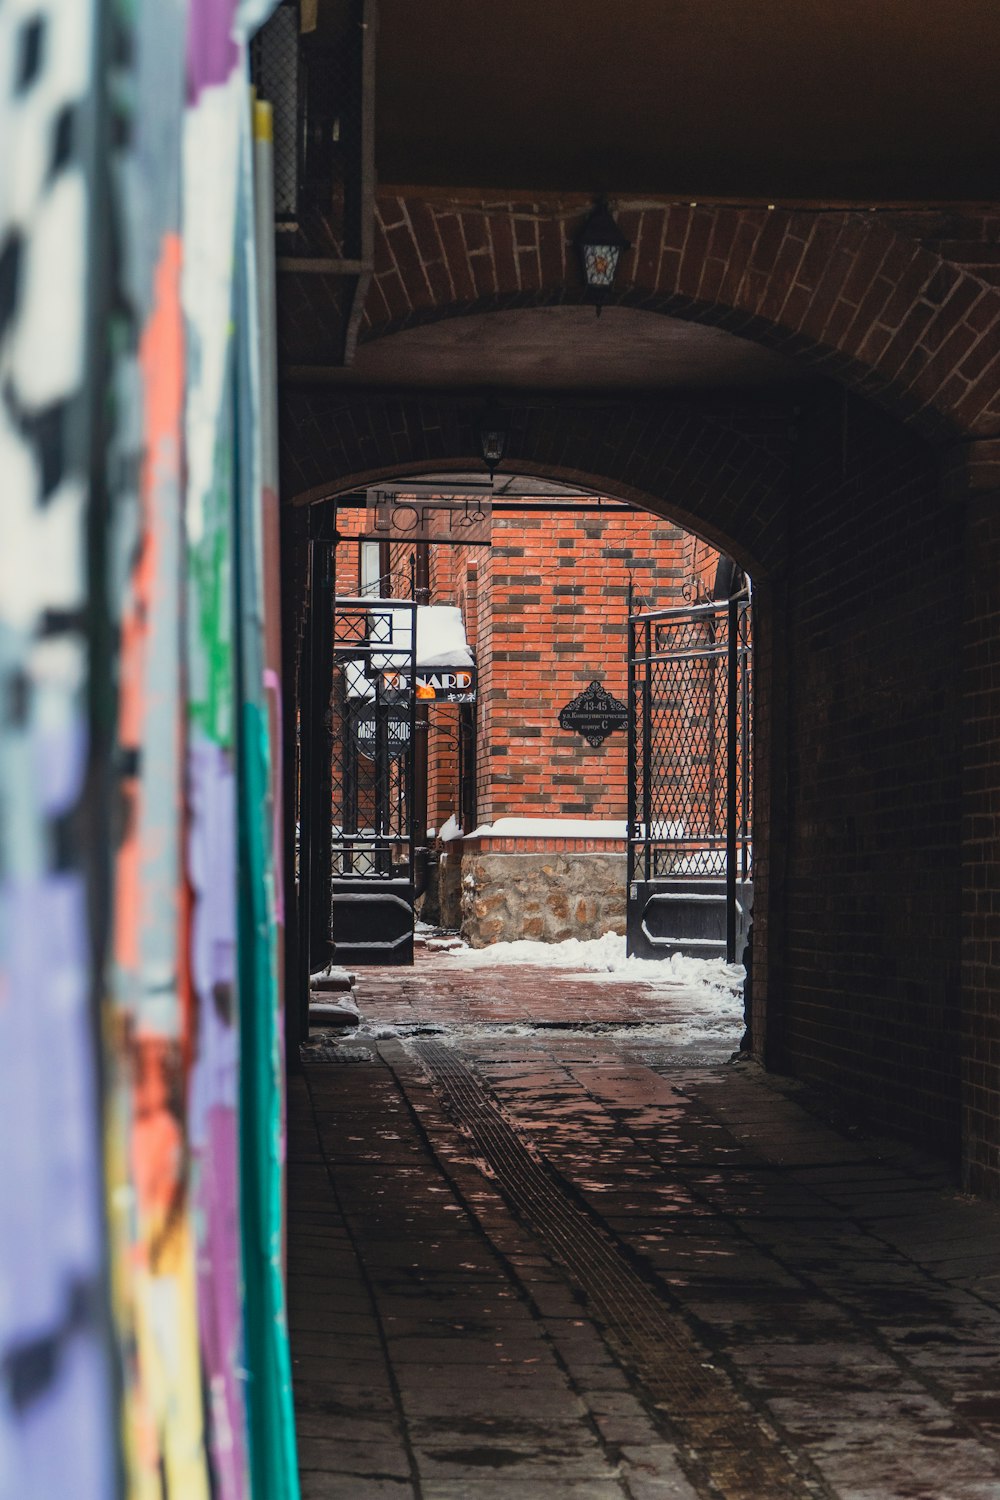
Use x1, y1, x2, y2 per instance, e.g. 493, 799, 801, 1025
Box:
288, 949, 1000, 1499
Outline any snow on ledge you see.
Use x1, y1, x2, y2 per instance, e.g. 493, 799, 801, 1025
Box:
465, 816, 627, 840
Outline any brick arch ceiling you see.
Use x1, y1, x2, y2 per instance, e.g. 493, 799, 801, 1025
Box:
281, 395, 789, 578
359, 197, 1000, 440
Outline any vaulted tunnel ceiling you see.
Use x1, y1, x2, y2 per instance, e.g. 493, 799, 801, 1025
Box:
298, 307, 811, 393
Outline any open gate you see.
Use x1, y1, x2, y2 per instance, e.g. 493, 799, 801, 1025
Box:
627, 595, 752, 962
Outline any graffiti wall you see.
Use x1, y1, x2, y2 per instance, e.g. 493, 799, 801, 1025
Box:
0, 0, 295, 1496
0, 2, 117, 1495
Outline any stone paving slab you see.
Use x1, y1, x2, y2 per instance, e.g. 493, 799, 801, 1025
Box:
289, 958, 1000, 1499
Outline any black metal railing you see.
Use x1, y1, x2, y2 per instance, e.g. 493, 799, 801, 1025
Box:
627, 595, 752, 897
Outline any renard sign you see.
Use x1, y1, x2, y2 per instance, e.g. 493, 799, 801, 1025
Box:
384, 667, 477, 703
417, 668, 476, 702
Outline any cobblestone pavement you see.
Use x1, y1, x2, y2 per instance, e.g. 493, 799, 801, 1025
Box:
288, 951, 1000, 1499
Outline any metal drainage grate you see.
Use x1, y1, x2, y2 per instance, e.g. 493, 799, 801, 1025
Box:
411, 1038, 826, 1500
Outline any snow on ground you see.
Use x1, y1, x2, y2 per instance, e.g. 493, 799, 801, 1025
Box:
441, 929, 738, 985
437, 930, 745, 1044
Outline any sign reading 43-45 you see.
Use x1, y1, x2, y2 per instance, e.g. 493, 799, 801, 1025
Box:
558, 680, 628, 747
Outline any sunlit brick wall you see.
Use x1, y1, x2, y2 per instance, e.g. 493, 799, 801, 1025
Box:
475, 509, 719, 824
331, 502, 721, 833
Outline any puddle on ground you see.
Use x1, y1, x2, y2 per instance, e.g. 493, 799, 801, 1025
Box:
430, 1446, 528, 1468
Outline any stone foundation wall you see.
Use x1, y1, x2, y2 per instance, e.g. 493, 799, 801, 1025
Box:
458, 852, 627, 947
437, 847, 464, 930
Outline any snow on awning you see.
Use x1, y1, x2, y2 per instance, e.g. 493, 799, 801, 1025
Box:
416, 605, 474, 668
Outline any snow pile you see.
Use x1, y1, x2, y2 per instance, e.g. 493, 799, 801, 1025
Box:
426, 936, 466, 953
442, 930, 743, 993
438, 813, 462, 842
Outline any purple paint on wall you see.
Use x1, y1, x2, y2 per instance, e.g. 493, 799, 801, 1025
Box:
1, 868, 113, 1500
187, 0, 241, 103
187, 738, 248, 1497
196, 1107, 245, 1498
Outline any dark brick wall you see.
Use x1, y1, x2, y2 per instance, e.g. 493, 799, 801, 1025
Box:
961, 475, 1000, 1194
279, 387, 988, 1176
277, 206, 1000, 1188
746, 572, 784, 1065
780, 393, 962, 1155
280, 393, 792, 577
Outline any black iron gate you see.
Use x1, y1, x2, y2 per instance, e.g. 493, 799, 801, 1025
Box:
300, 546, 419, 973
326, 595, 417, 965
627, 595, 752, 962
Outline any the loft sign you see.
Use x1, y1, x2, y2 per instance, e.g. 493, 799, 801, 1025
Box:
365, 490, 492, 545
558, 680, 628, 747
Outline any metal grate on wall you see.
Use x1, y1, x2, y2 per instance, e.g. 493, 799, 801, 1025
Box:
252, 0, 370, 252
250, 2, 301, 220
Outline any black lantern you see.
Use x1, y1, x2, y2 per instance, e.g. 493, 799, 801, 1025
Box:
575, 201, 630, 314
477, 406, 509, 479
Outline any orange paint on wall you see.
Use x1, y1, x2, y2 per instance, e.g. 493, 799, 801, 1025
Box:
114, 235, 185, 974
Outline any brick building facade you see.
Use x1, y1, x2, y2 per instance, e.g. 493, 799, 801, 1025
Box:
333, 501, 722, 941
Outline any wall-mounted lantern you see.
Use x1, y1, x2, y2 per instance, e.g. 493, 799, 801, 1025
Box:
477, 406, 509, 479
575, 201, 630, 315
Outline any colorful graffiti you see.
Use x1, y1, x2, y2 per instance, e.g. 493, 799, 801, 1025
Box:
0, 0, 296, 1496
0, 2, 116, 1495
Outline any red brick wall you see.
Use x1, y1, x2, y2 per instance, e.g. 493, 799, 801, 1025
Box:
479, 511, 718, 823
330, 502, 721, 831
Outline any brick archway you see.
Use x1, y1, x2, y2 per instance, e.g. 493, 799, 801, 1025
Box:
280, 389, 802, 1080
279, 199, 1000, 1188
355, 196, 1000, 440
281, 394, 791, 579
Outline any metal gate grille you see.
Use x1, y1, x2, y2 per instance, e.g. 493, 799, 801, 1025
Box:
325, 597, 417, 964
330, 599, 416, 878
627, 597, 751, 961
